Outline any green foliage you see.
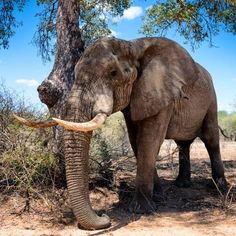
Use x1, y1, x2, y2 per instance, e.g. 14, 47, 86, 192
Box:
80, 1, 112, 47
33, 0, 57, 62
141, 0, 236, 49
222, 113, 236, 139
218, 110, 229, 124
218, 110, 236, 140
2, 0, 236, 58
0, 0, 131, 60
34, 0, 131, 61
89, 112, 132, 186
89, 112, 131, 166
90, 129, 112, 165
0, 0, 28, 49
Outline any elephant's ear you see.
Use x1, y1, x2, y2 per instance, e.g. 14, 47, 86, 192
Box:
130, 45, 198, 121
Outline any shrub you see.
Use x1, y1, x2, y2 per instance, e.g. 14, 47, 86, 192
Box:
89, 112, 133, 187
218, 110, 236, 141
0, 81, 65, 195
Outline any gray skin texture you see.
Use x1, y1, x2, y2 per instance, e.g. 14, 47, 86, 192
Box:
62, 37, 227, 230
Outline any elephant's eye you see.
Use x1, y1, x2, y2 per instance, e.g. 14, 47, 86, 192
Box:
124, 68, 130, 73
110, 70, 117, 77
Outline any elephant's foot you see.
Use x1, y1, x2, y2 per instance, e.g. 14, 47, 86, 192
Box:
153, 174, 163, 194
174, 176, 192, 188
153, 191, 166, 203
208, 177, 229, 194
129, 192, 157, 214
153, 181, 165, 202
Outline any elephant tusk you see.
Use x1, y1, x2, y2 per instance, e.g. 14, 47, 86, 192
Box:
13, 114, 58, 128
52, 113, 107, 132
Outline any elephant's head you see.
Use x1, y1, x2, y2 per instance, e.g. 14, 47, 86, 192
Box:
14, 37, 198, 230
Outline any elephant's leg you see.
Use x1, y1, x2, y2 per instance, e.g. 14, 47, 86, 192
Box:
123, 108, 162, 194
201, 104, 228, 193
174, 140, 193, 188
153, 168, 162, 193
130, 106, 173, 213
122, 107, 138, 156
152, 168, 165, 203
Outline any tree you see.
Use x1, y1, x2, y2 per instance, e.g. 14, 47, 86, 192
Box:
33, 0, 131, 62
218, 110, 236, 141
1, 0, 131, 158
141, 0, 236, 49
34, 0, 130, 114
0, 0, 131, 188
32, 0, 130, 162
0, 0, 28, 49
0, 0, 130, 112
218, 110, 228, 124
223, 113, 236, 141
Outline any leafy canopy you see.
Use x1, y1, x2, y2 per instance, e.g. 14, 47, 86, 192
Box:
218, 110, 236, 139
0, 0, 28, 49
1, 0, 236, 59
141, 0, 236, 49
34, 0, 131, 61
79, 0, 131, 47
0, 0, 131, 61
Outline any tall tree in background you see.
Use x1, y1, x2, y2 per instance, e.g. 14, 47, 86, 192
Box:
0, 0, 130, 115
0, 0, 131, 157
141, 0, 236, 49
34, 0, 130, 117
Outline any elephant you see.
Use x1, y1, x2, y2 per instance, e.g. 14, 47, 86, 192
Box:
14, 37, 228, 230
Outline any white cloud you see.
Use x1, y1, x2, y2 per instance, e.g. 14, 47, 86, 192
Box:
110, 29, 119, 37
123, 6, 143, 20
113, 6, 143, 22
16, 79, 39, 87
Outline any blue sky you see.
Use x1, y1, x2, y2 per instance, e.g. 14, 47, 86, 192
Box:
0, 0, 235, 112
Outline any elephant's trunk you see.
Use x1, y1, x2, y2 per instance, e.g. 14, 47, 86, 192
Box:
64, 130, 111, 229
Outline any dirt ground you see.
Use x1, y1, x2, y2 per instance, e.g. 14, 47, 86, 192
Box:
0, 140, 236, 236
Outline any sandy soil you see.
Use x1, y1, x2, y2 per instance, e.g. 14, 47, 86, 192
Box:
0, 141, 236, 236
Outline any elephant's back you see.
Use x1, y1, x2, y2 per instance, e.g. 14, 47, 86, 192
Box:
166, 64, 216, 140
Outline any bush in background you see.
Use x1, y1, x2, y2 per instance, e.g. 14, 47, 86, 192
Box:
0, 82, 64, 196
218, 110, 236, 141
89, 112, 133, 188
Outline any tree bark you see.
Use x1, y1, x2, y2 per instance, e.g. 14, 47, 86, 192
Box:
38, 0, 84, 115
37, 0, 84, 162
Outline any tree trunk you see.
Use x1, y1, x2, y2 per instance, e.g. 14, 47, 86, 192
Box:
37, 0, 84, 166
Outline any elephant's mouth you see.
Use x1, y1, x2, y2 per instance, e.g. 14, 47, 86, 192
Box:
13, 112, 108, 132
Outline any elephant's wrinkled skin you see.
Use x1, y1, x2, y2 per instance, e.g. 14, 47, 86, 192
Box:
15, 37, 227, 230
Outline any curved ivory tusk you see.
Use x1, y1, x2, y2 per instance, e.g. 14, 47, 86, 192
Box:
52, 113, 107, 132
13, 114, 58, 128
